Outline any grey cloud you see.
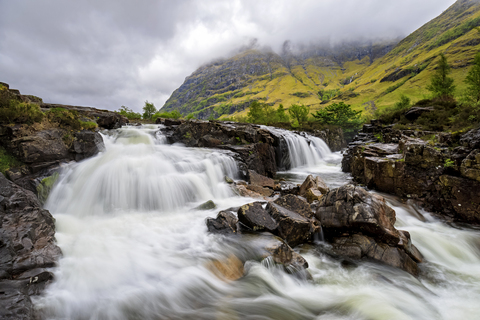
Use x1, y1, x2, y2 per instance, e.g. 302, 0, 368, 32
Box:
0, 0, 457, 112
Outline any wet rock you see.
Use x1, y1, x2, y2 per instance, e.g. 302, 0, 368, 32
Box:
248, 170, 275, 188
234, 185, 265, 199
70, 131, 105, 161
266, 202, 315, 247
404, 106, 435, 121
273, 194, 313, 219
196, 200, 217, 210
206, 211, 238, 234
0, 173, 61, 319
460, 150, 480, 182
330, 234, 420, 276
299, 175, 329, 195
305, 188, 323, 203
206, 254, 244, 281
237, 202, 278, 232
263, 236, 309, 271
224, 176, 234, 184
246, 185, 274, 197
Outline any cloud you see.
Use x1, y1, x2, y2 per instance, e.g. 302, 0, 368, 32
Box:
0, 0, 457, 112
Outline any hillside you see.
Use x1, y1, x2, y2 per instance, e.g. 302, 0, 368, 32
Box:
162, 0, 480, 120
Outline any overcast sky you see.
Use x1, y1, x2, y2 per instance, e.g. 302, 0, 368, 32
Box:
0, 0, 457, 112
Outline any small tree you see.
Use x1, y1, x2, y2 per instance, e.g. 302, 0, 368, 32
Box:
276, 104, 289, 122
247, 100, 266, 124
427, 54, 455, 99
142, 101, 157, 119
313, 102, 362, 135
288, 104, 309, 123
464, 52, 480, 104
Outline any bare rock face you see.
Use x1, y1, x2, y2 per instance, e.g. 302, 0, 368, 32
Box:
316, 184, 422, 275
0, 173, 61, 319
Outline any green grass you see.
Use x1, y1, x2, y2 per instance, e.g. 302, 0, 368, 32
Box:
0, 146, 23, 175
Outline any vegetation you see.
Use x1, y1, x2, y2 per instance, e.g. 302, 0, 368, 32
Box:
117, 106, 142, 120
0, 100, 44, 124
0, 146, 23, 175
36, 172, 59, 204
142, 101, 157, 120
152, 110, 182, 121
288, 104, 310, 124
464, 52, 480, 104
427, 54, 455, 99
313, 102, 362, 137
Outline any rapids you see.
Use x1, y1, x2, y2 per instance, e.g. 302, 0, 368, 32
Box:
35, 125, 480, 320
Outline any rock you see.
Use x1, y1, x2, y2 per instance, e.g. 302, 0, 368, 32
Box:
36, 172, 59, 205
266, 202, 315, 247
299, 175, 329, 196
404, 106, 435, 121
206, 254, 244, 281
316, 184, 423, 274
70, 131, 105, 161
248, 170, 274, 188
237, 202, 278, 232
96, 113, 126, 129
316, 185, 400, 245
206, 211, 238, 234
0, 173, 61, 319
460, 127, 480, 149
460, 150, 480, 182
305, 188, 323, 203
273, 194, 313, 219
329, 234, 420, 276
234, 185, 265, 198
196, 200, 217, 210
246, 185, 274, 197
224, 176, 234, 184
263, 235, 309, 271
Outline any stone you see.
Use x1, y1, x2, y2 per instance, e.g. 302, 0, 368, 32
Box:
404, 106, 435, 121
195, 200, 216, 210
273, 194, 313, 219
206, 211, 238, 234
206, 254, 244, 281
237, 202, 277, 232
248, 170, 275, 188
224, 176, 234, 184
299, 175, 329, 196
246, 185, 274, 197
266, 202, 315, 247
305, 188, 323, 203
260, 234, 309, 275
316, 184, 400, 246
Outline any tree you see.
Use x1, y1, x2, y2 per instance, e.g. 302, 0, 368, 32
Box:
464, 52, 480, 104
313, 102, 362, 133
427, 53, 455, 99
117, 106, 141, 120
276, 104, 289, 122
142, 101, 157, 119
288, 104, 309, 123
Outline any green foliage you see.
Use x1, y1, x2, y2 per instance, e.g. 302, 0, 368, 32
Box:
276, 104, 290, 122
313, 102, 362, 137
384, 79, 408, 94
0, 146, 23, 175
117, 106, 142, 120
430, 16, 480, 49
36, 172, 59, 205
288, 104, 309, 123
207, 113, 216, 121
318, 89, 340, 101
79, 121, 98, 130
46, 108, 81, 130
185, 113, 195, 120
292, 92, 310, 98
464, 52, 480, 104
427, 54, 455, 99
152, 110, 182, 121
0, 100, 44, 124
142, 101, 157, 119
376, 95, 411, 125
444, 158, 455, 168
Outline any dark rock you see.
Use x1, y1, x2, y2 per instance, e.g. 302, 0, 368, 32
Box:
299, 175, 329, 196
404, 106, 435, 121
460, 127, 480, 149
237, 202, 278, 232
206, 211, 238, 234
273, 194, 313, 219
196, 200, 217, 210
266, 202, 315, 247
262, 234, 309, 272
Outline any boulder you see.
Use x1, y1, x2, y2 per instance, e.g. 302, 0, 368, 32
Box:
299, 175, 329, 195
248, 170, 275, 188
273, 194, 313, 219
195, 200, 217, 210
305, 188, 323, 203
246, 185, 274, 197
237, 202, 278, 232
404, 106, 435, 121
206, 211, 238, 234
262, 235, 309, 273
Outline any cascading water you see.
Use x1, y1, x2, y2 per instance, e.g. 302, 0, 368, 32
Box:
35, 125, 480, 320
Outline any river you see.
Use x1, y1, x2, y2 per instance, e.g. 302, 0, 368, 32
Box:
34, 125, 480, 320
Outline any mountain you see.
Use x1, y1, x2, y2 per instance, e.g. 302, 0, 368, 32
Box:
162, 0, 480, 120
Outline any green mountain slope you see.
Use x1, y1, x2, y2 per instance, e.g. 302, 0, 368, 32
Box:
162, 0, 480, 120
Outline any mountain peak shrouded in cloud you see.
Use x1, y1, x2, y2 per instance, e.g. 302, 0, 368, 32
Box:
0, 0, 457, 112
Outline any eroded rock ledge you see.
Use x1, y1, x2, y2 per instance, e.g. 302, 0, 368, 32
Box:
342, 120, 480, 224
158, 118, 346, 178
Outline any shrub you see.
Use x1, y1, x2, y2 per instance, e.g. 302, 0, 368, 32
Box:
152, 110, 182, 121
117, 106, 142, 120
0, 146, 23, 175
0, 101, 44, 124
288, 104, 310, 123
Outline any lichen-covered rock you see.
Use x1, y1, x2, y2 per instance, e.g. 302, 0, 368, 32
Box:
237, 202, 278, 232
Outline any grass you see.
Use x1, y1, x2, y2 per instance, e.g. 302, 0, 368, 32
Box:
0, 146, 23, 175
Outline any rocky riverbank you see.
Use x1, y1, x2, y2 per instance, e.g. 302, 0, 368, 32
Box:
342, 120, 480, 224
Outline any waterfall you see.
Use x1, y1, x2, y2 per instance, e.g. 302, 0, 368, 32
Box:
46, 127, 238, 216
263, 126, 332, 170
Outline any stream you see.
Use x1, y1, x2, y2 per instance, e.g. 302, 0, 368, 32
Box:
34, 125, 480, 320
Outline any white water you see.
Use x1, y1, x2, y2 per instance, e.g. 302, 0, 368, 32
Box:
35, 126, 480, 320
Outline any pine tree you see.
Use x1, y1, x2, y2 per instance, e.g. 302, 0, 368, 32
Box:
464, 52, 480, 104
427, 54, 455, 99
